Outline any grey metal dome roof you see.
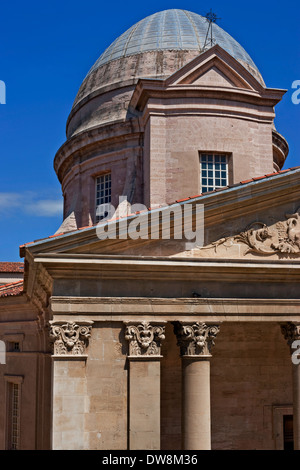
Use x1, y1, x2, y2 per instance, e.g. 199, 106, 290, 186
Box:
68, 9, 264, 137
87, 9, 260, 78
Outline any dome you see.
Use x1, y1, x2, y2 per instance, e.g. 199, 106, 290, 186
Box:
56, 9, 287, 232
67, 9, 264, 137
89, 9, 260, 78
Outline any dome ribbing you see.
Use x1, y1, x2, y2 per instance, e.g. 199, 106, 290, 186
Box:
87, 9, 261, 79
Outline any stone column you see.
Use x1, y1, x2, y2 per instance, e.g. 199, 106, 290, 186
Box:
124, 321, 166, 450
281, 322, 300, 450
174, 322, 220, 450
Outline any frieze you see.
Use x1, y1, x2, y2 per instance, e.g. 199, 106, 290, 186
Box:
202, 209, 300, 256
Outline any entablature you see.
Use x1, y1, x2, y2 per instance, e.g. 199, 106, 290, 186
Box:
49, 296, 300, 323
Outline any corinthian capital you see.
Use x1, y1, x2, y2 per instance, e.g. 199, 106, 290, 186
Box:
281, 322, 300, 348
49, 321, 93, 356
124, 321, 166, 357
174, 322, 220, 357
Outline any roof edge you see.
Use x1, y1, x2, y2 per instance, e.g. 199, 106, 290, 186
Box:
20, 166, 300, 255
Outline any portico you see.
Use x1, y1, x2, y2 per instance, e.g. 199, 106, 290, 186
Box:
47, 288, 300, 450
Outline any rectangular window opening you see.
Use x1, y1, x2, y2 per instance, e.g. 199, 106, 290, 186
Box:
7, 382, 20, 450
95, 173, 112, 222
283, 415, 294, 450
200, 153, 229, 193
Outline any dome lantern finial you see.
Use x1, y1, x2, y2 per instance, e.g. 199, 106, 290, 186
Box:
203, 9, 221, 51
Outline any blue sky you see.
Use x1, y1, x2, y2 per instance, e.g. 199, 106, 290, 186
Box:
0, 0, 299, 261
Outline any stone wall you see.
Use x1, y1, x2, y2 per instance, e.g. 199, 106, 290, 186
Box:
0, 301, 51, 450
210, 322, 292, 450
52, 322, 128, 450
146, 113, 273, 206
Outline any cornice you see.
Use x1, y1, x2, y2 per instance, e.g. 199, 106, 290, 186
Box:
272, 129, 289, 168
66, 79, 139, 136
132, 85, 283, 117
54, 118, 142, 183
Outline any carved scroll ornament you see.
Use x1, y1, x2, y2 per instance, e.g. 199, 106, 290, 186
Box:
174, 322, 220, 357
281, 322, 300, 347
125, 321, 166, 356
205, 209, 300, 256
49, 321, 93, 356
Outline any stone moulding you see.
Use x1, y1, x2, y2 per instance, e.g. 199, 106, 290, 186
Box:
173, 321, 220, 357
124, 321, 166, 357
49, 320, 93, 356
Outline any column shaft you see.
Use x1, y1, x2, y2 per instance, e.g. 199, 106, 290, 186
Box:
281, 322, 300, 451
174, 322, 220, 451
293, 363, 300, 450
182, 358, 211, 450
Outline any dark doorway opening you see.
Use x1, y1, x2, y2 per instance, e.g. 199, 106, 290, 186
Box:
283, 415, 294, 450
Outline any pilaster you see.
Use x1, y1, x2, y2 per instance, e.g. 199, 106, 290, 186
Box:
50, 320, 93, 450
124, 321, 166, 450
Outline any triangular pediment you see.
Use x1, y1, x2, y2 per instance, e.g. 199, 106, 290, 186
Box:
186, 64, 236, 87
130, 44, 286, 113
165, 44, 264, 92
174, 58, 252, 90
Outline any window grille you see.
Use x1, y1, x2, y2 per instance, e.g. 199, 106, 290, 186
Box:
8, 383, 20, 450
200, 154, 228, 193
95, 173, 112, 222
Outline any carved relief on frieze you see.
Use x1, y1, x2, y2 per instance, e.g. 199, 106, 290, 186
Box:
124, 321, 166, 357
202, 209, 300, 256
49, 321, 93, 356
173, 322, 220, 357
